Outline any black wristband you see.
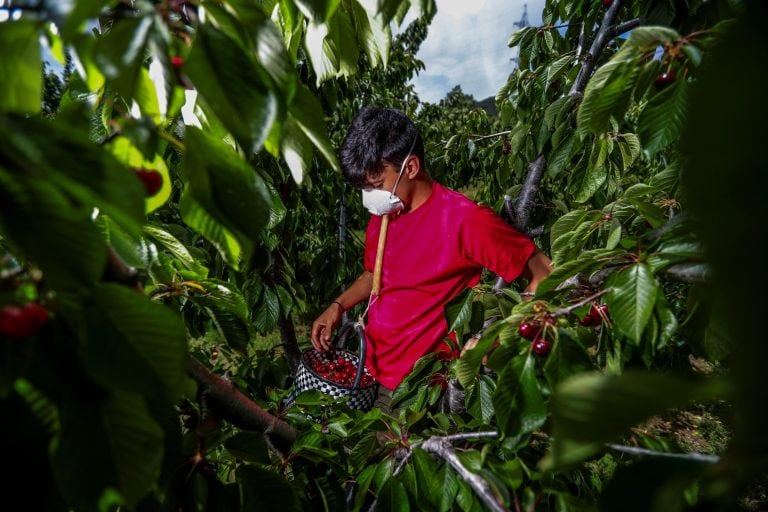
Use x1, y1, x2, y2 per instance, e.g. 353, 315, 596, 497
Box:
332, 300, 344, 312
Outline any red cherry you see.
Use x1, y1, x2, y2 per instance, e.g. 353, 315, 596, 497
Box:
654, 70, 676, 90
532, 339, 552, 357
132, 168, 163, 197
518, 321, 540, 340
23, 303, 49, 331
171, 56, 185, 69
603, 0, 613, 7
594, 304, 610, 322
0, 303, 49, 340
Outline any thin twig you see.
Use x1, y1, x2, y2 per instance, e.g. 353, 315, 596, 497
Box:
470, 130, 512, 143
551, 288, 612, 317
607, 443, 720, 463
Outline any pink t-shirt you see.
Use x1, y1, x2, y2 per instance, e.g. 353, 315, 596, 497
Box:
363, 181, 535, 388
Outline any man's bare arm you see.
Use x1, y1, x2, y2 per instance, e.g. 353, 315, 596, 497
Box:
310, 271, 373, 351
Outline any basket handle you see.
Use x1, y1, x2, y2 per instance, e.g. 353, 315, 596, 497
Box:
333, 320, 368, 392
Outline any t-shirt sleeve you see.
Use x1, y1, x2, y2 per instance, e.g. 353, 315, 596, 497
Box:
461, 205, 536, 283
363, 216, 381, 272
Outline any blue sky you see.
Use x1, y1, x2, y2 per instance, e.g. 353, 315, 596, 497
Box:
407, 0, 546, 103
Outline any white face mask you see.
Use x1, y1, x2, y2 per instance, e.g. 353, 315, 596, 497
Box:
361, 138, 416, 216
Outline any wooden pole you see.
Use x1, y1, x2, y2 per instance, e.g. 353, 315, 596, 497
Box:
371, 214, 389, 296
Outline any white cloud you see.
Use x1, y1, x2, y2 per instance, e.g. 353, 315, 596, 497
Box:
409, 0, 546, 103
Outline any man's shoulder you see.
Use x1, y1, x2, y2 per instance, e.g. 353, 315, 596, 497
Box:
435, 182, 480, 207
435, 183, 491, 217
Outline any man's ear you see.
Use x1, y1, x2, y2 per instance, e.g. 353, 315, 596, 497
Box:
404, 155, 420, 179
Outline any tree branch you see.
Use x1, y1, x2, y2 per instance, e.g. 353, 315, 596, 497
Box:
277, 315, 301, 372
421, 436, 507, 512
569, 0, 624, 97
187, 357, 298, 451
513, 155, 547, 234
610, 18, 641, 39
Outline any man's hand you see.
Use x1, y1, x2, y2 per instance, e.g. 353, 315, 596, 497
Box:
460, 335, 500, 365
311, 302, 343, 352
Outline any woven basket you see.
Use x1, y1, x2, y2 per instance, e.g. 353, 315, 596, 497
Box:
286, 322, 378, 411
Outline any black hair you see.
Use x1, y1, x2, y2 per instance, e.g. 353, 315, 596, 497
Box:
339, 107, 425, 188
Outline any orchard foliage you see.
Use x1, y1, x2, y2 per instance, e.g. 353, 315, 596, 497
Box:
0, 0, 766, 511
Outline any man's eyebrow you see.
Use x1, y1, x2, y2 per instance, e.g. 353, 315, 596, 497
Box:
364, 177, 384, 186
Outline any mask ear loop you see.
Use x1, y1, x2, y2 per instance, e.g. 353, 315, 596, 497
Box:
389, 136, 418, 201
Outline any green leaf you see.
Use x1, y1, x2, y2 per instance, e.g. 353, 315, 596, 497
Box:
304, 20, 338, 84
53, 392, 164, 509
143, 225, 208, 276
179, 190, 242, 269
617, 133, 642, 170
493, 354, 547, 437
455, 321, 507, 389
289, 85, 340, 171
281, 114, 313, 184
577, 58, 639, 137
98, 216, 153, 270
547, 132, 576, 178
408, 449, 439, 507
0, 20, 42, 113
238, 465, 301, 512
107, 136, 172, 214
572, 140, 608, 203
377, 478, 409, 511
295, 0, 341, 21
327, 8, 359, 77
622, 26, 680, 49
0, 114, 146, 237
434, 464, 460, 512
94, 16, 153, 100
467, 374, 496, 424
186, 24, 277, 154
445, 288, 475, 337
541, 371, 726, 470
225, 432, 270, 464
550, 210, 599, 261
654, 289, 678, 349
606, 218, 623, 249
605, 263, 659, 344
253, 286, 281, 334
349, 432, 380, 474
0, 170, 107, 288
181, 127, 272, 262
350, 0, 391, 68
638, 76, 689, 157
191, 280, 252, 350
82, 284, 187, 399
536, 251, 613, 295
543, 330, 594, 387
681, 44, 703, 67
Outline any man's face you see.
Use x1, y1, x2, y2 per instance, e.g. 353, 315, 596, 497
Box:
362, 163, 398, 191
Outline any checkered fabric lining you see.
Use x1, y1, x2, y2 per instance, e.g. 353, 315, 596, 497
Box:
285, 349, 378, 411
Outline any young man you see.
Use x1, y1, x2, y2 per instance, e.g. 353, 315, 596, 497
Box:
310, 107, 552, 398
